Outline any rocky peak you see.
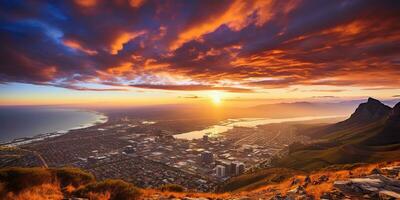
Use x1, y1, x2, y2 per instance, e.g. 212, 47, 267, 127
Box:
367, 97, 381, 104
348, 97, 392, 123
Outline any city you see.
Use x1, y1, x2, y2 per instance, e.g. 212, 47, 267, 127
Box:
0, 115, 311, 192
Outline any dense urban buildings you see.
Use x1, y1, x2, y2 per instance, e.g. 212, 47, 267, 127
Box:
0, 115, 309, 191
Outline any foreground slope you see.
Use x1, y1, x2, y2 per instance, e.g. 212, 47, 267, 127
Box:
1, 161, 400, 199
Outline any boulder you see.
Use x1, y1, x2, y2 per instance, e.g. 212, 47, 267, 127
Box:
362, 194, 371, 199
319, 189, 346, 200
350, 178, 384, 188
333, 180, 352, 192
313, 175, 329, 185
291, 178, 300, 186
334, 174, 400, 199
304, 176, 311, 184
371, 168, 382, 174
379, 190, 400, 200
367, 174, 400, 192
287, 186, 305, 195
381, 166, 400, 177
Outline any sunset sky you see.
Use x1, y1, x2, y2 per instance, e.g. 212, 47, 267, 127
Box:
0, 0, 399, 106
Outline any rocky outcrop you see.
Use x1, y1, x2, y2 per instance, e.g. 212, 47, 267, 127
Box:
313, 98, 393, 138
333, 167, 400, 199
341, 97, 392, 125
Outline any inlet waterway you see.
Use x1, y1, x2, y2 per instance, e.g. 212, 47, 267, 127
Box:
174, 115, 345, 140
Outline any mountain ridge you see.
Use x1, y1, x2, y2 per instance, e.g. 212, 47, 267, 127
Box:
307, 97, 392, 139
345, 97, 392, 124
273, 98, 400, 171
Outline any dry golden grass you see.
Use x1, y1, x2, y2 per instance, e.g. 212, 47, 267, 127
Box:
229, 160, 400, 199
87, 191, 111, 200
140, 188, 231, 199
140, 161, 400, 199
3, 183, 63, 200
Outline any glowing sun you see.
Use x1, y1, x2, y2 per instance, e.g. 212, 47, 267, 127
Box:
210, 92, 222, 105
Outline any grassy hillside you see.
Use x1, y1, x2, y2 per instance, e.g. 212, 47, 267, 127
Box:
275, 113, 400, 172
217, 168, 303, 192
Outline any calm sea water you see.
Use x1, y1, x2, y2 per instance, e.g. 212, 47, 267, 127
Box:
174, 115, 345, 140
0, 107, 106, 142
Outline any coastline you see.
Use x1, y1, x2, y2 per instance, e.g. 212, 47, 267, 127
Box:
173, 115, 347, 140
0, 110, 108, 147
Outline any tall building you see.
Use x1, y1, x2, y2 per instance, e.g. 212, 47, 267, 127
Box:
230, 162, 238, 175
222, 161, 232, 176
201, 151, 214, 164
203, 135, 209, 143
237, 162, 245, 175
215, 165, 226, 177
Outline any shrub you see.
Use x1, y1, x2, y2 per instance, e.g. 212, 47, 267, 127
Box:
74, 179, 142, 200
159, 184, 186, 192
0, 167, 53, 193
52, 167, 95, 188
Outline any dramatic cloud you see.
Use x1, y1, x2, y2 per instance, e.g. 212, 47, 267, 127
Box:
130, 84, 253, 93
0, 0, 399, 92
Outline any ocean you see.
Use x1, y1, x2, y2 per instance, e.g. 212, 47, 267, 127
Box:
0, 106, 107, 143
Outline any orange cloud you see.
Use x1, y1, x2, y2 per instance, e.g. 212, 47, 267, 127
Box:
2, 0, 400, 97
107, 62, 133, 75
63, 39, 98, 55
143, 59, 169, 70
74, 0, 97, 7
130, 84, 253, 93
41, 66, 57, 80
194, 48, 221, 61
129, 0, 146, 8
110, 31, 146, 55
170, 0, 275, 50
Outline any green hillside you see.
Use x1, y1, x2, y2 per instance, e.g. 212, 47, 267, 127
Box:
275, 99, 400, 171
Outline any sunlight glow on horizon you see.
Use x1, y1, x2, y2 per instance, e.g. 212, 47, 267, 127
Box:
0, 82, 399, 107
212, 95, 222, 105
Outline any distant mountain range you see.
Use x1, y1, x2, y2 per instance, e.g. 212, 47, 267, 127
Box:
248, 98, 399, 118
274, 97, 400, 171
